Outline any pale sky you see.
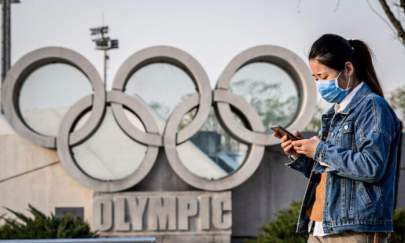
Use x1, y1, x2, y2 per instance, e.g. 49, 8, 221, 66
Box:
1, 0, 405, 97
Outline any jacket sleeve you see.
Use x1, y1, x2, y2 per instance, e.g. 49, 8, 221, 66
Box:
313, 96, 400, 183
284, 155, 315, 178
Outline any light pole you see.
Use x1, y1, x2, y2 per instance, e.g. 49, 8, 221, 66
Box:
1, 0, 20, 114
90, 26, 119, 89
1, 0, 20, 82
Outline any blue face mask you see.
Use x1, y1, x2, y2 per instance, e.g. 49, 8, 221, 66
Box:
316, 72, 352, 103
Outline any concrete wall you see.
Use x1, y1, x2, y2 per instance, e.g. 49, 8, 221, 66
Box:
0, 117, 93, 225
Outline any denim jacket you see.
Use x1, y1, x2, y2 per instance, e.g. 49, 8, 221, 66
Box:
285, 82, 402, 234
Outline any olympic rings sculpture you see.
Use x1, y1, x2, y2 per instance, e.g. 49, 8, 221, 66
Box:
2, 45, 316, 192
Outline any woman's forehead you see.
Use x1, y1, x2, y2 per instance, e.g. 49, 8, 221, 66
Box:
309, 59, 334, 75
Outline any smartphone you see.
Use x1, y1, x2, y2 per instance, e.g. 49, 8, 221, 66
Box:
271, 126, 300, 141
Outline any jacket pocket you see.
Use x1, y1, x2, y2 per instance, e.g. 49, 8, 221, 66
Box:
356, 181, 382, 208
339, 120, 354, 149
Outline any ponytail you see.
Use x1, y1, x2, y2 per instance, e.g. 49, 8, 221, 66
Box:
309, 34, 384, 97
348, 39, 384, 97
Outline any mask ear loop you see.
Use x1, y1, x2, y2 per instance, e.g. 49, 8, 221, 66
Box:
345, 75, 353, 90
334, 71, 343, 89
335, 71, 352, 91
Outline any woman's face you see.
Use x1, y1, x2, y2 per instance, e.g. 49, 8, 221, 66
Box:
309, 59, 354, 89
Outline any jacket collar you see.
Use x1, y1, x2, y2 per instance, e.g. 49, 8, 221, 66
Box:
323, 82, 373, 117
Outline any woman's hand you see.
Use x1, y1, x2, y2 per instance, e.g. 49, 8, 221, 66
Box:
292, 136, 321, 159
273, 130, 303, 158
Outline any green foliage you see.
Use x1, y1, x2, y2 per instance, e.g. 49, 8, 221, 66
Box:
0, 204, 97, 239
389, 207, 405, 243
246, 201, 308, 243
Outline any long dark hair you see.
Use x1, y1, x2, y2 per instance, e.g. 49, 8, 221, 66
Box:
308, 33, 384, 97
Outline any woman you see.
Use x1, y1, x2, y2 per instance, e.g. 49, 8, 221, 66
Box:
273, 34, 402, 243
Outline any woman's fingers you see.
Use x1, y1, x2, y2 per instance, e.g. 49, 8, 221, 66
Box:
281, 139, 294, 152
281, 140, 291, 150
280, 134, 288, 143
293, 141, 305, 154
292, 140, 303, 147
285, 144, 293, 153
296, 151, 305, 155
295, 147, 305, 154
277, 133, 302, 157
295, 146, 302, 153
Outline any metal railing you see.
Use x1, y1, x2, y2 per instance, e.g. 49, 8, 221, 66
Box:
0, 237, 156, 243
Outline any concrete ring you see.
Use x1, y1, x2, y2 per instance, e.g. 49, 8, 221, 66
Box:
56, 92, 159, 192
215, 45, 317, 146
164, 93, 265, 191
111, 45, 212, 144
1, 47, 105, 148
110, 91, 162, 146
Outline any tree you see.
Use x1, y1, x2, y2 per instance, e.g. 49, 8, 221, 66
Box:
390, 85, 405, 126
298, 1, 405, 46
303, 104, 323, 133
231, 79, 298, 131
377, 0, 405, 46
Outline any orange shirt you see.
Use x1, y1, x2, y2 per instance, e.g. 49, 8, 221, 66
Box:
307, 172, 328, 221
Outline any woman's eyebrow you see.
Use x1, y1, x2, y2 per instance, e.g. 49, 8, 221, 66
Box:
312, 72, 327, 77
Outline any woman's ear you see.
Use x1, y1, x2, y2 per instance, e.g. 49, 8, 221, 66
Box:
345, 61, 355, 77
